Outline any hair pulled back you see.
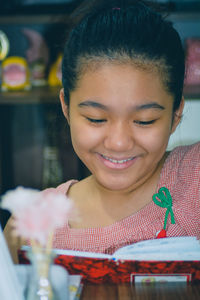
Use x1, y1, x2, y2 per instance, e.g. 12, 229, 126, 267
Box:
62, 0, 185, 111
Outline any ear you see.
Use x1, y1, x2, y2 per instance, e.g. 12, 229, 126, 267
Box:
171, 97, 185, 134
59, 88, 70, 124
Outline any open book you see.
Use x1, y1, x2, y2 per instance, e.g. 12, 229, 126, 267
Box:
20, 236, 200, 284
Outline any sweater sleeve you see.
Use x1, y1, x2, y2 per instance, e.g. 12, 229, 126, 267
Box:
42, 179, 78, 196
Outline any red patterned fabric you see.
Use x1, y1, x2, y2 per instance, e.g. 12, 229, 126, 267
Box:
54, 256, 200, 284
51, 142, 200, 254
18, 249, 200, 284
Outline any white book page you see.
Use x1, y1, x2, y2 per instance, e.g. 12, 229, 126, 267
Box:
53, 248, 111, 259
114, 250, 200, 261
22, 236, 200, 261
114, 236, 200, 260
0, 225, 24, 300
114, 236, 200, 254
21, 245, 111, 259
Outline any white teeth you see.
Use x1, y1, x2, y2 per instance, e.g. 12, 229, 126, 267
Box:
102, 155, 133, 164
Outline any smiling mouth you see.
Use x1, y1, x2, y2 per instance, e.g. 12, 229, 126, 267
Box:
101, 154, 134, 164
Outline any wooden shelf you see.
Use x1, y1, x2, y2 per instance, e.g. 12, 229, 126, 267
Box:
168, 12, 200, 22
0, 11, 200, 25
0, 14, 69, 25
0, 1, 81, 23
0, 85, 199, 105
0, 86, 61, 105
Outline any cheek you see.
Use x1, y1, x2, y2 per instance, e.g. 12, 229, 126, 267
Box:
70, 122, 103, 155
137, 123, 172, 154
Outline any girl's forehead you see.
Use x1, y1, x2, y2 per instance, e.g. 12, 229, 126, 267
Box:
76, 60, 168, 93
70, 61, 174, 111
69, 55, 172, 105
77, 57, 169, 86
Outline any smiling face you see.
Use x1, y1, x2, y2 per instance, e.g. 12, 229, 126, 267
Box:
60, 63, 183, 192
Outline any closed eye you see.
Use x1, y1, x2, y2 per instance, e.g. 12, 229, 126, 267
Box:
134, 120, 157, 125
86, 117, 106, 123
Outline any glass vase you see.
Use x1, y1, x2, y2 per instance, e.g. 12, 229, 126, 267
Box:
25, 248, 58, 300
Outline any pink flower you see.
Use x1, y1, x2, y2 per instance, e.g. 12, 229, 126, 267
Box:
1, 186, 39, 213
1, 186, 74, 246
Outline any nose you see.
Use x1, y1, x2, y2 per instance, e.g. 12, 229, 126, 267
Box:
104, 121, 134, 152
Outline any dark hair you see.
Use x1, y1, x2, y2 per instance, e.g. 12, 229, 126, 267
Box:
62, 0, 185, 112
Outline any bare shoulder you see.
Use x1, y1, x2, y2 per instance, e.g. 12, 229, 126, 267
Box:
67, 176, 97, 228
67, 176, 92, 200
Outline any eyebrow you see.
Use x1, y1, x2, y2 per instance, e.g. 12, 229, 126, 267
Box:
135, 103, 165, 111
78, 100, 165, 111
78, 101, 108, 110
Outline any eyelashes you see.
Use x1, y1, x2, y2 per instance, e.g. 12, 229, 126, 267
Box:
86, 117, 106, 123
86, 117, 157, 126
134, 120, 157, 125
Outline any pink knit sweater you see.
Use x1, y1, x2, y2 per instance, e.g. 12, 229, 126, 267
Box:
51, 142, 200, 254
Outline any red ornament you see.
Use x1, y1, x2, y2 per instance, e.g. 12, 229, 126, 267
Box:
156, 229, 166, 239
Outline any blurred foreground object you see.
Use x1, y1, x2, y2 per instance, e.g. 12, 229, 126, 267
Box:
1, 186, 74, 300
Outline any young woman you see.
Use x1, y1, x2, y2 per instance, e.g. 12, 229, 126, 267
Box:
5, 0, 200, 261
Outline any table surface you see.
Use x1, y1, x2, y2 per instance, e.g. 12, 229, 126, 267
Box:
80, 283, 200, 300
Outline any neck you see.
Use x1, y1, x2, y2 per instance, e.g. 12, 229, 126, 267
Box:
89, 153, 167, 214
69, 153, 169, 229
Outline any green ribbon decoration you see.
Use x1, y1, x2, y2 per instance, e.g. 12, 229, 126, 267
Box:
152, 187, 175, 230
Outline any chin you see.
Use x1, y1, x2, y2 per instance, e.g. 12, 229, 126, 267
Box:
98, 177, 135, 192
